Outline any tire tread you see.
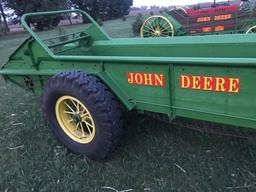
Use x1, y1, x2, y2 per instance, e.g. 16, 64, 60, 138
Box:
42, 71, 123, 159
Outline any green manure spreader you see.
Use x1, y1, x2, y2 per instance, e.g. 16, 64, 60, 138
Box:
1, 10, 256, 159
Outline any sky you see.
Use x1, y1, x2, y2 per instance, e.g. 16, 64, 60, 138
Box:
133, 0, 222, 7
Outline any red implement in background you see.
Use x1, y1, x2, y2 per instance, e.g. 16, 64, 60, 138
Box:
186, 5, 239, 16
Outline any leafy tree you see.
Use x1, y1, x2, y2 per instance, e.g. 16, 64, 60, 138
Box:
71, 0, 104, 20
131, 13, 143, 36
108, 0, 132, 19
71, 0, 133, 20
0, 0, 9, 33
5, 0, 69, 30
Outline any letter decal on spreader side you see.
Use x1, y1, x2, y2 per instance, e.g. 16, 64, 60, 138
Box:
180, 75, 240, 93
127, 72, 165, 87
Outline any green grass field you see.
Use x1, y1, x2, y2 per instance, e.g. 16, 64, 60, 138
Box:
1, 17, 256, 192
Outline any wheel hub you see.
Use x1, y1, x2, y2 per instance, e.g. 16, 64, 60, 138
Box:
55, 96, 96, 144
72, 114, 81, 124
154, 30, 161, 36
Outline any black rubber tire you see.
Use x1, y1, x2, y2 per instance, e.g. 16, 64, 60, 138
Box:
42, 71, 123, 159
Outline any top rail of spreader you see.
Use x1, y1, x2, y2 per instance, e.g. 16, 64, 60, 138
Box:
21, 9, 110, 57
17, 9, 256, 67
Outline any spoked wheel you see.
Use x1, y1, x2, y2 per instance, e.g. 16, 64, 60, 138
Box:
175, 6, 187, 14
55, 96, 96, 144
42, 71, 123, 159
140, 16, 174, 38
246, 26, 256, 34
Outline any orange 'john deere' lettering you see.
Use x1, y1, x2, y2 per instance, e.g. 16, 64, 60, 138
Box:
197, 16, 211, 23
215, 25, 225, 32
127, 72, 165, 87
202, 27, 212, 33
214, 14, 232, 21
180, 75, 240, 93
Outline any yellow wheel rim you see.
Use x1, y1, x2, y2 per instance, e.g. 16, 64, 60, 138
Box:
140, 16, 174, 38
55, 96, 95, 144
246, 26, 256, 34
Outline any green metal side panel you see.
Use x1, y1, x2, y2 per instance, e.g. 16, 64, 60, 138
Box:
90, 34, 256, 59
104, 63, 171, 115
173, 65, 256, 128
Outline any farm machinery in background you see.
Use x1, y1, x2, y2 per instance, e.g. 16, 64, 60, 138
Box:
140, 0, 256, 37
1, 9, 256, 159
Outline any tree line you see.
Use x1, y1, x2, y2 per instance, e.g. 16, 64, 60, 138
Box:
0, 0, 133, 32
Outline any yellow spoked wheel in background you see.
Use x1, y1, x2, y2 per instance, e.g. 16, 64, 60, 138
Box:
246, 26, 256, 34
55, 96, 95, 144
140, 16, 174, 38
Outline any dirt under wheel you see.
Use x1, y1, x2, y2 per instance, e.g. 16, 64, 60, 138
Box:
42, 71, 123, 159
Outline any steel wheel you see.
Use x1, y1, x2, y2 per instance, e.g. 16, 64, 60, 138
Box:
246, 26, 256, 34
55, 95, 95, 144
176, 6, 187, 14
140, 16, 174, 38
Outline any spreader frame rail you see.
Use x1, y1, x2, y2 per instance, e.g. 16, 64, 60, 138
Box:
21, 9, 108, 57
19, 10, 256, 67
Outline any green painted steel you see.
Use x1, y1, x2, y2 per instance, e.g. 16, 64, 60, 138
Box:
1, 9, 256, 129
161, 12, 183, 34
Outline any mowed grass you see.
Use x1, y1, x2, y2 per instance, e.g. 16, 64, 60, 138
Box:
1, 17, 256, 192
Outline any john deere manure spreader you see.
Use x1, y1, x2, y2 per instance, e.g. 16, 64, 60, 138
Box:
1, 10, 256, 159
